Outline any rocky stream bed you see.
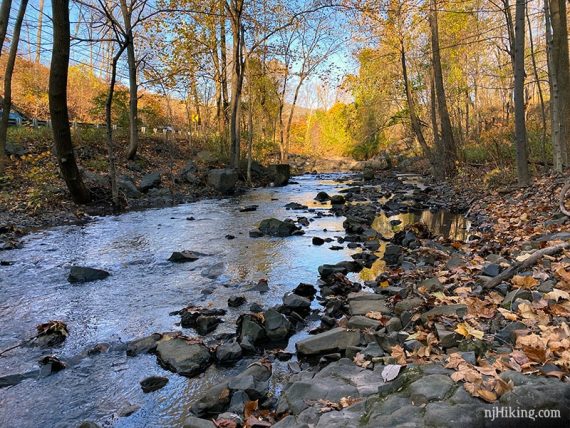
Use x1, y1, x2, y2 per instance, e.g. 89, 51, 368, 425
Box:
0, 171, 569, 428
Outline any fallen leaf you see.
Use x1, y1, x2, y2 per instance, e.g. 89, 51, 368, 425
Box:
381, 364, 402, 382
512, 275, 539, 289
455, 322, 484, 340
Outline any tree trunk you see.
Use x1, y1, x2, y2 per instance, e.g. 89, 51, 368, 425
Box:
0, 0, 27, 174
220, 0, 229, 141
526, 7, 548, 170
228, 1, 245, 169
548, 0, 570, 169
49, 0, 90, 203
513, 0, 530, 185
400, 39, 430, 160
0, 0, 12, 54
35, 0, 44, 63
120, 0, 139, 161
545, 0, 562, 171
106, 42, 128, 209
429, 0, 457, 178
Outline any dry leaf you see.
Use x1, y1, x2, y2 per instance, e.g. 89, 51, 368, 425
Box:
455, 322, 484, 340
381, 364, 402, 382
512, 275, 539, 289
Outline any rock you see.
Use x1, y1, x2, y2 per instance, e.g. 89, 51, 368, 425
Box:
502, 289, 532, 308
296, 328, 361, 356
252, 279, 269, 293
267, 164, 290, 186
283, 293, 311, 311
178, 160, 197, 182
156, 338, 212, 377
409, 374, 454, 404
207, 169, 238, 194
421, 304, 468, 322
117, 404, 140, 417
292, 283, 317, 298
228, 374, 268, 399
240, 205, 258, 212
127, 333, 163, 356
180, 307, 227, 328
362, 342, 385, 358
460, 351, 477, 365
249, 302, 263, 312
140, 376, 169, 393
330, 195, 346, 205
238, 314, 266, 344
435, 324, 460, 348
216, 340, 242, 365
258, 218, 298, 237
383, 244, 403, 266
285, 202, 308, 210
139, 172, 161, 192
249, 229, 263, 238
264, 309, 292, 341
5, 142, 26, 156
419, 277, 443, 292
348, 293, 390, 316
497, 321, 527, 344
68, 266, 110, 283
183, 416, 216, 428
482, 263, 501, 277
394, 297, 423, 314
228, 296, 246, 308
168, 251, 200, 263
318, 264, 348, 277
347, 315, 382, 330
362, 169, 374, 181
78, 422, 101, 428
228, 390, 249, 413
118, 175, 142, 198
315, 191, 330, 202
385, 317, 402, 333
312, 237, 325, 245
195, 316, 222, 335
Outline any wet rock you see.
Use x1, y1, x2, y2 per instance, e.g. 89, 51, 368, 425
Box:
421, 304, 467, 322
292, 283, 317, 299
207, 169, 238, 194
249, 229, 263, 238
249, 302, 263, 312
237, 314, 266, 345
228, 390, 249, 413
383, 244, 403, 267
68, 266, 110, 283
139, 172, 161, 192
156, 337, 212, 377
201, 262, 224, 279
38, 355, 66, 373
195, 316, 222, 335
362, 342, 385, 358
297, 216, 310, 227
183, 416, 216, 428
285, 202, 308, 210
348, 293, 390, 316
168, 251, 200, 263
252, 279, 269, 293
118, 176, 142, 198
216, 340, 242, 365
318, 264, 348, 278
296, 328, 361, 356
312, 236, 325, 245
362, 169, 374, 181
330, 195, 346, 205
228, 296, 246, 308
264, 309, 292, 341
267, 164, 290, 186
127, 333, 163, 356
283, 293, 311, 311
258, 218, 299, 237
385, 317, 402, 333
239, 205, 258, 212
117, 404, 140, 417
315, 191, 330, 202
78, 422, 101, 428
140, 376, 169, 393
228, 374, 268, 400
180, 307, 227, 329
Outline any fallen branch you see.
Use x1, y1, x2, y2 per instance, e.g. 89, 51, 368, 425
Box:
483, 242, 570, 289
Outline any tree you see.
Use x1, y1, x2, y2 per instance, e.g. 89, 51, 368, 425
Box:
429, 0, 457, 178
513, 0, 530, 185
50, 0, 91, 203
0, 0, 13, 54
0, 0, 28, 174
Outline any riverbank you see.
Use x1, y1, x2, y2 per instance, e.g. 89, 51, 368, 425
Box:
1, 169, 568, 427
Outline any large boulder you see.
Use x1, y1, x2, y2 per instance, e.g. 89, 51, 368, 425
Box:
139, 172, 161, 192
156, 337, 212, 377
259, 218, 299, 237
207, 169, 238, 194
296, 328, 361, 356
178, 160, 198, 183
264, 309, 292, 341
118, 176, 142, 198
68, 266, 110, 283
267, 164, 290, 186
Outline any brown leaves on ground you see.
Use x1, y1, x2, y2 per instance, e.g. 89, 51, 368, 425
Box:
313, 397, 362, 413
36, 320, 69, 337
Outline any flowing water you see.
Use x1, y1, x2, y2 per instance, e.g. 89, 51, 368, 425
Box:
0, 173, 469, 428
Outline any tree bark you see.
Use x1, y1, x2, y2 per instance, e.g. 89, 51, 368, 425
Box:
513, 0, 530, 186
35, 0, 44, 63
49, 0, 90, 203
0, 0, 27, 174
0, 0, 12, 54
548, 0, 570, 169
429, 0, 457, 178
120, 0, 139, 161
